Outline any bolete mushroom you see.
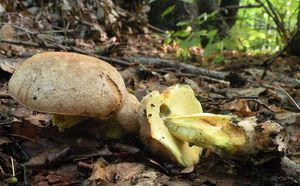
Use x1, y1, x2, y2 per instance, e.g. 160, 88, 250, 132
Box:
8, 52, 139, 133
138, 84, 287, 164
165, 114, 287, 159
138, 85, 203, 167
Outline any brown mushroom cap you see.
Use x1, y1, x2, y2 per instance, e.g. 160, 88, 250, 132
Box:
8, 52, 127, 118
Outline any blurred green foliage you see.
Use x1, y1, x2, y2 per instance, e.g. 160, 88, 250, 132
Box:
162, 0, 299, 60
236, 0, 298, 53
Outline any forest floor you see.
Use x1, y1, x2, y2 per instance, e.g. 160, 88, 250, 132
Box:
0, 2, 300, 185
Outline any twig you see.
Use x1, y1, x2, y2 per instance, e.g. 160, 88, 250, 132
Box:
265, 0, 286, 36
0, 39, 237, 82
8, 156, 18, 184
128, 56, 228, 80
270, 67, 300, 84
147, 23, 167, 34
10, 157, 15, 177
256, 0, 287, 40
0, 39, 131, 66
251, 99, 271, 111
261, 28, 300, 79
222, 4, 261, 10
6, 134, 35, 142
154, 69, 230, 85
277, 86, 300, 112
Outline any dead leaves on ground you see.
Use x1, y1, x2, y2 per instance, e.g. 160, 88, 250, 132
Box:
0, 2, 299, 184
0, 55, 299, 184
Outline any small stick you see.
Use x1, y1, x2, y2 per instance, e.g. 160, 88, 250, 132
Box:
261, 28, 300, 79
6, 134, 35, 142
0, 39, 131, 67
277, 86, 300, 112
10, 157, 15, 177
8, 156, 18, 184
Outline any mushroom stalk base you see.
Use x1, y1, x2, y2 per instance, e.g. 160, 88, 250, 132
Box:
164, 113, 285, 159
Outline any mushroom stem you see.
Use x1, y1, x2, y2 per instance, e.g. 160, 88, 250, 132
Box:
115, 93, 140, 133
164, 113, 286, 159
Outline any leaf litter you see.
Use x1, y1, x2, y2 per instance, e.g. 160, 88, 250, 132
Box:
0, 1, 299, 185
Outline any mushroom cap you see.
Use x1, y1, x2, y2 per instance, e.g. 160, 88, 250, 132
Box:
138, 84, 202, 167
8, 52, 127, 118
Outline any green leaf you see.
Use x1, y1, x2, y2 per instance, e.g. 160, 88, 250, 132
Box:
214, 55, 225, 64
206, 29, 218, 43
204, 43, 216, 56
174, 30, 191, 37
161, 5, 175, 18
176, 21, 190, 27
164, 37, 173, 45
178, 38, 199, 49
174, 26, 192, 37
194, 30, 208, 37
180, 0, 193, 4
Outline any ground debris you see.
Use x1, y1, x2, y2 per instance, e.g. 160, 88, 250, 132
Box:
0, 0, 299, 185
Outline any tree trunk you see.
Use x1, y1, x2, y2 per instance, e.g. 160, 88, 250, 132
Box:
147, 0, 240, 41
288, 2, 300, 56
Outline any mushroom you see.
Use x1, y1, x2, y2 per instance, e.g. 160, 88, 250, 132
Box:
9, 53, 287, 166
138, 84, 287, 163
138, 85, 203, 167
165, 114, 286, 159
8, 52, 139, 133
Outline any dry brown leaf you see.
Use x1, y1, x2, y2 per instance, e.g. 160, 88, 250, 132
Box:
47, 171, 71, 185
0, 137, 11, 145
105, 162, 145, 183
89, 160, 145, 184
0, 23, 15, 54
0, 24, 14, 40
183, 77, 201, 93
89, 158, 109, 182
24, 145, 70, 168
163, 73, 178, 85
0, 58, 21, 74
180, 164, 194, 174
25, 113, 51, 127
224, 99, 254, 117
226, 87, 266, 98
24, 151, 48, 168
11, 107, 31, 118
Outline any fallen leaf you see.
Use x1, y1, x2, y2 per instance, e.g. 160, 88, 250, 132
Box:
163, 73, 178, 85
11, 107, 31, 118
105, 162, 145, 183
24, 145, 70, 168
0, 137, 11, 145
180, 164, 194, 174
0, 24, 14, 40
47, 172, 70, 185
183, 77, 201, 93
89, 158, 109, 182
276, 112, 300, 126
0, 57, 22, 74
226, 87, 266, 98
89, 160, 145, 184
25, 113, 51, 127
224, 99, 254, 117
